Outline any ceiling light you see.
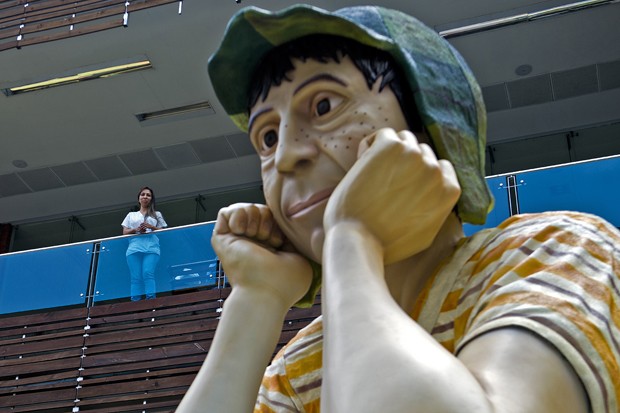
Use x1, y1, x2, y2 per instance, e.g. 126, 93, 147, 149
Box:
2, 59, 152, 96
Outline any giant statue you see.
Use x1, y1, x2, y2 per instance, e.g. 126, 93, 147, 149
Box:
178, 5, 619, 412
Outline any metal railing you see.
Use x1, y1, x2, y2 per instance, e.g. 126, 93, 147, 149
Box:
0, 220, 224, 315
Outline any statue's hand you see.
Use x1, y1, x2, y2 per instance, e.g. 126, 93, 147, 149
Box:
212, 203, 313, 308
324, 128, 461, 264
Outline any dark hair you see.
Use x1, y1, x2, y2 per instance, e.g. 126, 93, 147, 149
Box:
137, 186, 157, 218
248, 34, 423, 133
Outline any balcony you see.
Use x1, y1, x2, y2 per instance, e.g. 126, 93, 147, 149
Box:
0, 222, 321, 412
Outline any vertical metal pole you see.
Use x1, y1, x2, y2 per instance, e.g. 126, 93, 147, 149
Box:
506, 175, 520, 216
85, 242, 101, 308
195, 195, 206, 223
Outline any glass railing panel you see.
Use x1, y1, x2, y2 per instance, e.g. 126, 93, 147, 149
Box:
94, 222, 218, 303
517, 156, 620, 226
463, 175, 511, 236
0, 243, 91, 315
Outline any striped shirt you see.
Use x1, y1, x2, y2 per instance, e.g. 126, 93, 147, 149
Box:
255, 211, 620, 413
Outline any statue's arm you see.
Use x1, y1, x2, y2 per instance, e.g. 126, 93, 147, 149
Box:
176, 203, 312, 413
177, 287, 291, 413
321, 221, 490, 412
458, 327, 589, 412
321, 222, 589, 413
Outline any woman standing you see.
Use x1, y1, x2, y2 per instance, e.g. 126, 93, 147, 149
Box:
121, 186, 167, 301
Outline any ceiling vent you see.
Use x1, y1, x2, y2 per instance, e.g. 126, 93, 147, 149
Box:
0, 174, 31, 197
51, 162, 98, 187
119, 150, 166, 175
135, 101, 215, 126
154, 143, 201, 169
599, 60, 620, 91
552, 65, 598, 100
17, 168, 64, 192
84, 156, 132, 181
506, 74, 553, 108
190, 136, 237, 163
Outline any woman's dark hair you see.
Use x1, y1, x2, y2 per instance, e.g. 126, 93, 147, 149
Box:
248, 34, 423, 133
137, 186, 157, 218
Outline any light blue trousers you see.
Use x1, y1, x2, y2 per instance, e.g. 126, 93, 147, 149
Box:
126, 252, 160, 301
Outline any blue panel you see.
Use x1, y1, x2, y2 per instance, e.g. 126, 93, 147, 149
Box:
92, 237, 134, 302
0, 244, 90, 315
517, 157, 620, 227
94, 223, 217, 302
463, 176, 511, 236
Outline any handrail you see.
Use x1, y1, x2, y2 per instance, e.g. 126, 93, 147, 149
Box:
1, 219, 216, 258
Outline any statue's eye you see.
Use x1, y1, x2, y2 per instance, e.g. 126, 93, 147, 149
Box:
315, 98, 331, 116
263, 130, 278, 149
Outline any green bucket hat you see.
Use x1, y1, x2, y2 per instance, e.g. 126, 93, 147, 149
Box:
209, 4, 493, 226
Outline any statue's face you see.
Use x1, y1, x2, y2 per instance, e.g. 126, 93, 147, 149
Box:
249, 56, 409, 261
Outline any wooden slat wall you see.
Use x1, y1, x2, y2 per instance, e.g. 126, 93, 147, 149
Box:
0, 0, 180, 53
76, 289, 227, 412
0, 307, 89, 412
0, 288, 321, 412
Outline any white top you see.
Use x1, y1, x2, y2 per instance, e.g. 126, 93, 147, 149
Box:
121, 211, 167, 255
